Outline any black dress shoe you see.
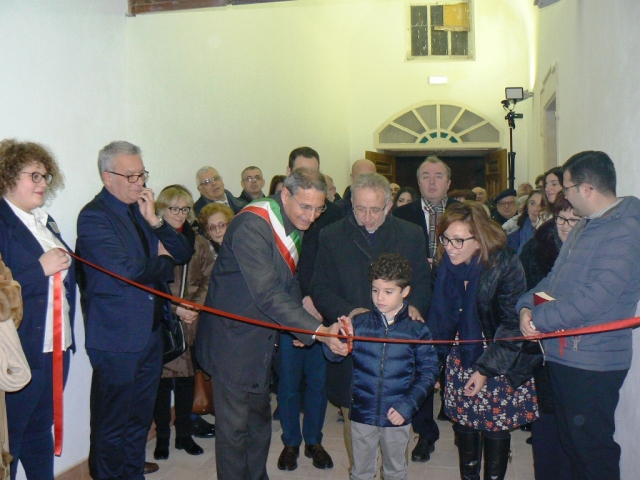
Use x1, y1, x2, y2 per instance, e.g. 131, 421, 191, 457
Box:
191, 416, 216, 438
277, 446, 299, 471
175, 436, 204, 456
143, 462, 159, 474
411, 436, 435, 462
153, 437, 169, 460
304, 443, 334, 469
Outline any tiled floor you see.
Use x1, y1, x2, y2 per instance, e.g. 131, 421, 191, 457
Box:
144, 396, 535, 479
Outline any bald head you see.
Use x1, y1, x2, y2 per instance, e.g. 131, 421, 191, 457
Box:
350, 159, 376, 183
472, 187, 487, 204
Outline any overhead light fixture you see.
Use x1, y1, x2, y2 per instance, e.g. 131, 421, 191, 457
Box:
429, 76, 448, 85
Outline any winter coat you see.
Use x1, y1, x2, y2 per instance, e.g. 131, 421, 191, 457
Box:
436, 248, 531, 387
0, 254, 30, 479
324, 303, 438, 427
311, 213, 432, 407
162, 227, 214, 378
516, 197, 640, 371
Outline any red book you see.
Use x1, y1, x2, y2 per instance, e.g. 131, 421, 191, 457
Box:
534, 291, 555, 306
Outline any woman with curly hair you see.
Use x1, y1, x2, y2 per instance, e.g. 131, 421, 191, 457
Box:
197, 202, 234, 257
0, 139, 75, 480
428, 201, 538, 480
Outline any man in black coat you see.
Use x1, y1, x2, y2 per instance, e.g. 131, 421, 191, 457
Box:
310, 172, 431, 468
194, 168, 347, 480
392, 155, 457, 461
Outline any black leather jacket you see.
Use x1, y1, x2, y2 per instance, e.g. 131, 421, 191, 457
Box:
439, 248, 535, 387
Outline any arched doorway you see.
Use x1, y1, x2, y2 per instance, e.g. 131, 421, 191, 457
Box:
369, 101, 507, 198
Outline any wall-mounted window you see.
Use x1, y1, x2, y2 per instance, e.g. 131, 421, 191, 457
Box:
408, 1, 473, 60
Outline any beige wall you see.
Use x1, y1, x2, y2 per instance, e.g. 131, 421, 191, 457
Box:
125, 0, 537, 195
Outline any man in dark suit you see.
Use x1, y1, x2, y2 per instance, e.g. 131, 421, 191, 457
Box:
392, 155, 456, 462
77, 141, 193, 479
195, 167, 348, 480
193, 166, 246, 215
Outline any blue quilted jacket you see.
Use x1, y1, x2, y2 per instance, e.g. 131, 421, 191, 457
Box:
325, 302, 438, 427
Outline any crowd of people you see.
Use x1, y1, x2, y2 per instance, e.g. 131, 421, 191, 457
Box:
0, 138, 638, 480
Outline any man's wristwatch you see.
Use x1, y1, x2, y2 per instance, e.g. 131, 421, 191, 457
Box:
151, 218, 165, 230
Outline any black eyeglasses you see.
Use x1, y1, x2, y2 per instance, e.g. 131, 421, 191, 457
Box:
562, 183, 582, 195
439, 234, 475, 249
108, 170, 149, 183
21, 171, 53, 184
555, 215, 580, 227
168, 206, 191, 215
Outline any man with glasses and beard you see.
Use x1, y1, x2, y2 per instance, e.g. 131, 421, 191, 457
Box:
311, 172, 431, 469
518, 151, 640, 480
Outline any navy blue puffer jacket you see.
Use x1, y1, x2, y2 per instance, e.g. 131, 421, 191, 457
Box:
325, 302, 439, 427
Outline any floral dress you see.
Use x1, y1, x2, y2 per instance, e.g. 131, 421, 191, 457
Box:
444, 343, 538, 432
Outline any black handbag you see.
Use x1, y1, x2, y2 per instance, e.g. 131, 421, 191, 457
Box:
162, 264, 188, 364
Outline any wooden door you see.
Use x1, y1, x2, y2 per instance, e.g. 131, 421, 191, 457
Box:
483, 149, 507, 200
365, 151, 396, 182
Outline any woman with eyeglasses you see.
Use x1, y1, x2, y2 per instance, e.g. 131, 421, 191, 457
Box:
428, 201, 537, 480
0, 139, 76, 479
517, 192, 578, 480
197, 202, 234, 258
151, 186, 215, 460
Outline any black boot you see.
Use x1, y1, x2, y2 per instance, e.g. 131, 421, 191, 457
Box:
483, 436, 510, 480
456, 430, 482, 480
153, 436, 170, 460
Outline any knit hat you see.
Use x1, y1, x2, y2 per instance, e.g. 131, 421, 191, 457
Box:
493, 188, 517, 205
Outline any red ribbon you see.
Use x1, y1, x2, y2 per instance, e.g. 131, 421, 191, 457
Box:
63, 249, 640, 345
52, 271, 64, 456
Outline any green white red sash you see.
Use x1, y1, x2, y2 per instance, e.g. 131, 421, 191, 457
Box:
240, 198, 302, 276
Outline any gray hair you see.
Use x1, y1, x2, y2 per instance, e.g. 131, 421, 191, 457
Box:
417, 155, 451, 180
283, 167, 327, 196
195, 166, 215, 187
350, 173, 391, 205
98, 141, 141, 176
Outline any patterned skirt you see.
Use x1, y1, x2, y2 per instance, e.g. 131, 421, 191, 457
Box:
444, 345, 539, 432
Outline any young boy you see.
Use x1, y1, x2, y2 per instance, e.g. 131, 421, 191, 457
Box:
324, 253, 439, 480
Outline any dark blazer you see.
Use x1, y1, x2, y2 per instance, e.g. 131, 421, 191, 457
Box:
310, 213, 432, 406
392, 196, 457, 257
76, 188, 193, 353
0, 199, 76, 370
194, 189, 246, 215
194, 195, 322, 393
